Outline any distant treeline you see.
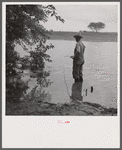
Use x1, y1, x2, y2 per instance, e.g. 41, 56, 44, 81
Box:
48, 31, 117, 42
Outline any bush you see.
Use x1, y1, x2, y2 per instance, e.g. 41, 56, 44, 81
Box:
6, 76, 29, 102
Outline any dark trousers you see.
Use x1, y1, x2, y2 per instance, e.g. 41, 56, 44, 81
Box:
72, 63, 83, 79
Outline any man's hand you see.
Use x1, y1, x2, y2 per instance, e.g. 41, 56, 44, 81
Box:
70, 56, 74, 59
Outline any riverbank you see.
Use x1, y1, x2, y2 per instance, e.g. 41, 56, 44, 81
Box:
48, 31, 117, 42
6, 99, 117, 116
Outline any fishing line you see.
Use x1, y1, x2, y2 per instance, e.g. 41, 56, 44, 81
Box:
62, 56, 71, 98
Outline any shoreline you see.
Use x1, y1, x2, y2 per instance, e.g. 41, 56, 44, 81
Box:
6, 100, 117, 116
48, 38, 117, 42
48, 31, 117, 42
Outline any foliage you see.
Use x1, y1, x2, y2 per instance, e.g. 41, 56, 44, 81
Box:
21, 71, 52, 103
6, 77, 29, 102
6, 5, 64, 74
6, 5, 64, 102
6, 41, 20, 77
87, 22, 105, 32
19, 56, 30, 69
29, 42, 54, 71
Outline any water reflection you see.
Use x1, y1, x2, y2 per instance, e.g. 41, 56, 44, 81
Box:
21, 70, 53, 103
36, 71, 53, 87
71, 81, 83, 101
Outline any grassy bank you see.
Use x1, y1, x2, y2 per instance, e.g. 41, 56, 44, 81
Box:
48, 31, 117, 42
6, 100, 117, 116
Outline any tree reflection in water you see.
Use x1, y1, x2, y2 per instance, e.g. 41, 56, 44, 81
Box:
71, 81, 83, 102
23, 70, 53, 103
36, 71, 52, 87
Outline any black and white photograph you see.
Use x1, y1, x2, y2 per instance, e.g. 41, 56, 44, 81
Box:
2, 1, 120, 148
4, 2, 119, 116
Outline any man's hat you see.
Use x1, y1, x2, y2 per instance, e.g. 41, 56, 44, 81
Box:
73, 31, 83, 38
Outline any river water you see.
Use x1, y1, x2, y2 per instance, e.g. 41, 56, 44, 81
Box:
21, 40, 118, 108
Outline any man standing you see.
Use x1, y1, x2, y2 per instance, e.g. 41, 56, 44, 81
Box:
71, 32, 85, 82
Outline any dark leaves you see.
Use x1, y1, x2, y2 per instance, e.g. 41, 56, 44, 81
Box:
6, 4, 64, 102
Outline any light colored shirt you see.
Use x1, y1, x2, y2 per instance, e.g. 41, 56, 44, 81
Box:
73, 40, 85, 65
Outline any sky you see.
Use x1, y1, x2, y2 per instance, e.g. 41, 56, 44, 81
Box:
41, 2, 119, 32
